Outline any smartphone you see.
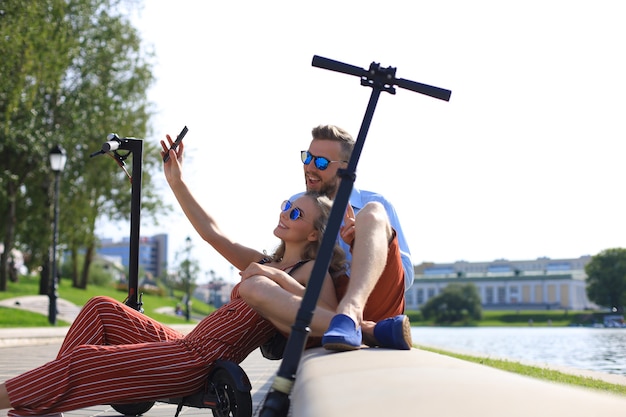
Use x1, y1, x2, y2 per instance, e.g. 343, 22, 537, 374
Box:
162, 126, 189, 162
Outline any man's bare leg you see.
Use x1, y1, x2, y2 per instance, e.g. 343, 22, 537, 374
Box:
322, 202, 393, 350
338, 202, 391, 325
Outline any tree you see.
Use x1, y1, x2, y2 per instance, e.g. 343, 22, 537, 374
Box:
585, 248, 626, 313
0, 0, 73, 290
0, 0, 168, 291
53, 2, 165, 289
421, 282, 482, 325
177, 239, 201, 321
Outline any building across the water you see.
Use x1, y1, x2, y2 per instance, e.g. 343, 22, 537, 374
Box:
406, 256, 595, 311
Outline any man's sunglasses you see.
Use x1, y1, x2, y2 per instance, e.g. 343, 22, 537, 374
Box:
281, 200, 310, 223
301, 150, 347, 171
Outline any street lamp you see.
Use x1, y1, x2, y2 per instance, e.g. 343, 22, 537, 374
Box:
48, 145, 67, 325
184, 236, 192, 321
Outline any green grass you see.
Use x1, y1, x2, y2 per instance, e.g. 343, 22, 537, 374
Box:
0, 275, 214, 327
419, 345, 626, 396
0, 276, 604, 328
0, 306, 60, 326
405, 309, 602, 327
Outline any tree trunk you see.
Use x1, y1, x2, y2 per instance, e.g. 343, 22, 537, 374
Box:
77, 244, 93, 289
0, 182, 18, 291
71, 248, 79, 287
39, 250, 51, 295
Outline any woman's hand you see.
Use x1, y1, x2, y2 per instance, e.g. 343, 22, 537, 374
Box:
160, 134, 185, 185
239, 263, 282, 282
239, 262, 306, 295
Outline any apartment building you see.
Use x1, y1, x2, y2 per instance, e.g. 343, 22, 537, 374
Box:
97, 234, 168, 279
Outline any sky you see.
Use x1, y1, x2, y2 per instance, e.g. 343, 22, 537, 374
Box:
98, 0, 626, 284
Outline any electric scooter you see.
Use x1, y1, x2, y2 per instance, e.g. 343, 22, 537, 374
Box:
260, 55, 452, 417
90, 130, 252, 417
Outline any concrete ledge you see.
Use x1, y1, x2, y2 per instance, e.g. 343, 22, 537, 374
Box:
291, 347, 626, 417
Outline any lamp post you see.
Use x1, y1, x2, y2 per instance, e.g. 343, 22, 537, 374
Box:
184, 236, 192, 321
48, 145, 67, 325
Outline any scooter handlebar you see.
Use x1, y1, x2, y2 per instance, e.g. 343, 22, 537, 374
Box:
102, 140, 120, 152
396, 77, 452, 101
312, 55, 367, 78
312, 55, 452, 102
89, 134, 121, 157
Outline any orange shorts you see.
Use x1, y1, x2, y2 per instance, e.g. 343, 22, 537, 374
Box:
334, 230, 405, 323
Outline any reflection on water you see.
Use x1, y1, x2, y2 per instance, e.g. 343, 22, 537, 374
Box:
411, 326, 626, 376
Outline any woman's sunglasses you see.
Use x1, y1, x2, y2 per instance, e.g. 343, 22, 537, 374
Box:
301, 150, 347, 171
281, 200, 310, 223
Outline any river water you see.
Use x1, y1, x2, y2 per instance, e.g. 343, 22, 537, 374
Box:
410, 326, 626, 376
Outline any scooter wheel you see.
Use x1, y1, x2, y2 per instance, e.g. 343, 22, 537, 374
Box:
211, 368, 252, 417
110, 401, 155, 416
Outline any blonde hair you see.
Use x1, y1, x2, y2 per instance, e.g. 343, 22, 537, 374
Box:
271, 192, 347, 279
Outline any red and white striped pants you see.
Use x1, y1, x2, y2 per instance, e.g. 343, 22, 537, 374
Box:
5, 287, 275, 416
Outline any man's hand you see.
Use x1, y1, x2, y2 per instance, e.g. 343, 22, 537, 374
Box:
339, 204, 356, 248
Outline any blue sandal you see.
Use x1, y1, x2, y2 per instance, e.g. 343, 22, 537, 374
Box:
322, 314, 362, 351
373, 315, 412, 350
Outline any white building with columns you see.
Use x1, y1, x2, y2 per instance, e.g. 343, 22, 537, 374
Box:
405, 256, 595, 311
